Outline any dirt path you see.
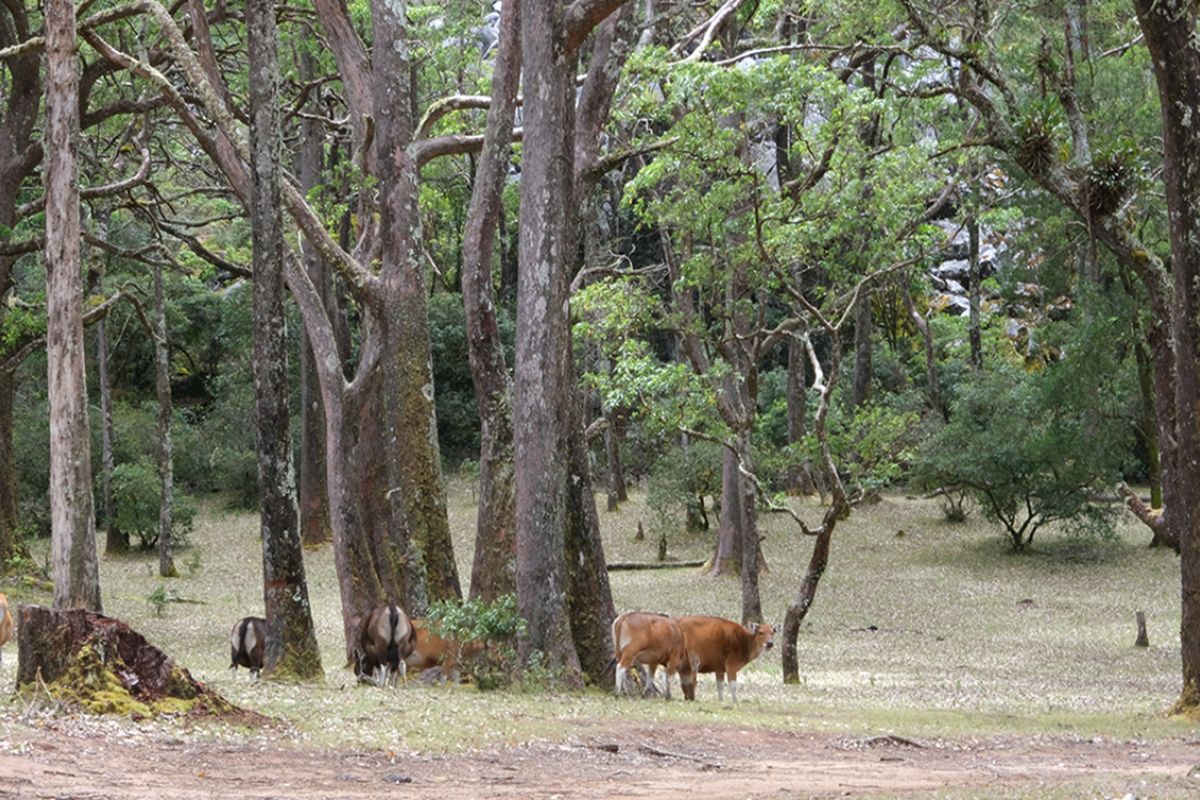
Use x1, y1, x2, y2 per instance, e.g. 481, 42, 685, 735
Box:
1, 716, 1198, 799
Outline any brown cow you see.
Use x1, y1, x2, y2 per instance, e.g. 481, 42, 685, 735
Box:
356, 604, 417, 687
675, 615, 775, 702
229, 616, 266, 678
0, 593, 12, 666
610, 611, 695, 700
405, 619, 484, 684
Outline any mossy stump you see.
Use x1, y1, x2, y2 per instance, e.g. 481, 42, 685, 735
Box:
16, 605, 247, 719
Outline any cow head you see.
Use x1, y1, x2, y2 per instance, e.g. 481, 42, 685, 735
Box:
748, 622, 776, 653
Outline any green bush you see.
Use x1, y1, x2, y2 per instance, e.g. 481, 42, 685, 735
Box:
110, 461, 196, 550
425, 594, 525, 691
644, 440, 722, 535
912, 363, 1129, 550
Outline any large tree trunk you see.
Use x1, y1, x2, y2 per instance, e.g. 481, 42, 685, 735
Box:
45, 0, 101, 612
515, 0, 584, 681
463, 0, 520, 603
711, 441, 744, 575
248, 0, 323, 681
152, 260, 177, 578
1133, 0, 1200, 712
372, 0, 461, 610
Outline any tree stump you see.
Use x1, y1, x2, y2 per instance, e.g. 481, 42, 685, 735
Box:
16, 605, 248, 719
1135, 610, 1150, 647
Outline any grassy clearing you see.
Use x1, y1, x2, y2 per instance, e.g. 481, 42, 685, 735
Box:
1, 481, 1195, 752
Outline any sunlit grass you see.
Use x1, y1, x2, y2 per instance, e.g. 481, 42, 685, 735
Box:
1, 481, 1195, 752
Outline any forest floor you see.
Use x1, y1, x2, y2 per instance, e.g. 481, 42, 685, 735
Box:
2, 486, 1200, 797
2, 711, 1199, 799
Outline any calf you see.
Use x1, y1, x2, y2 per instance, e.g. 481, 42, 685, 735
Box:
0, 593, 12, 666
610, 611, 695, 700
356, 604, 416, 687
406, 619, 484, 684
675, 615, 775, 702
229, 616, 266, 678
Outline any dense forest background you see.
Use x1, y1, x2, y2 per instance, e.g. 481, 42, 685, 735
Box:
4, 0, 1200, 711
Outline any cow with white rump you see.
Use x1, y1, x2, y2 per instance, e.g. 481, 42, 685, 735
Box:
229, 616, 266, 678
355, 604, 416, 687
610, 611, 695, 700
675, 615, 775, 703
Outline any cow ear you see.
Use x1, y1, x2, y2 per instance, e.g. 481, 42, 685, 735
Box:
749, 622, 759, 633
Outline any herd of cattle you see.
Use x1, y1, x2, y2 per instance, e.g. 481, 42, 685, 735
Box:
231, 605, 776, 701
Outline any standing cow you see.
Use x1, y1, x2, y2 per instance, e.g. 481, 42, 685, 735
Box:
230, 616, 266, 678
610, 611, 695, 700
675, 615, 774, 702
356, 604, 416, 687
0, 593, 12, 666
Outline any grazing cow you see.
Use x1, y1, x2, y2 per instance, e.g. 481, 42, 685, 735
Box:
229, 616, 266, 678
675, 615, 775, 702
406, 619, 484, 684
0, 593, 12, 666
356, 604, 416, 688
610, 611, 695, 700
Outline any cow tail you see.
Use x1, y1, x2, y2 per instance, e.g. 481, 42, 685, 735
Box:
387, 606, 401, 672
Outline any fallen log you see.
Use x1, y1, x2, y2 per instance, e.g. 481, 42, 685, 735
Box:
16, 604, 253, 720
606, 559, 706, 571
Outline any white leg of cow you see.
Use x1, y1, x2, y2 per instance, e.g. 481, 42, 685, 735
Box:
661, 670, 672, 700
730, 679, 738, 703
615, 664, 628, 695
716, 676, 725, 702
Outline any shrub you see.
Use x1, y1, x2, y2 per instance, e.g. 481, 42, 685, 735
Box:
110, 461, 196, 550
425, 594, 525, 691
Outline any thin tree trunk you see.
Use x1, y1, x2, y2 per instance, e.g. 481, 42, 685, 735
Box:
903, 280, 943, 419
152, 260, 177, 578
786, 332, 815, 494
0, 371, 19, 563
248, 0, 323, 680
296, 32, 332, 548
97, 316, 124, 554
1134, 342, 1164, 513
967, 217, 982, 370
45, 0, 101, 611
603, 408, 627, 506
851, 293, 872, 407
463, 0, 520, 603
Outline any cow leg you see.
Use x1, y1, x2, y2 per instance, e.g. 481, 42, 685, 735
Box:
661, 669, 673, 700
716, 672, 726, 702
615, 663, 628, 695
728, 670, 739, 703
642, 665, 658, 697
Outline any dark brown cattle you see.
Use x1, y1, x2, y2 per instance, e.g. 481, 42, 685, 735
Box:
356, 604, 416, 687
229, 616, 266, 678
610, 611, 695, 700
675, 615, 774, 702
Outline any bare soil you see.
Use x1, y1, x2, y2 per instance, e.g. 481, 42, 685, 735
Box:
1, 716, 1198, 799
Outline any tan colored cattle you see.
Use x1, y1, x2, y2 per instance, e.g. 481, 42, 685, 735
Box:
0, 593, 12, 666
406, 619, 484, 683
675, 615, 774, 702
610, 611, 695, 700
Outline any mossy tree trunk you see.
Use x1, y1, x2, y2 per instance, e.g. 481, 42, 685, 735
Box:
152, 259, 176, 578
248, 0, 322, 680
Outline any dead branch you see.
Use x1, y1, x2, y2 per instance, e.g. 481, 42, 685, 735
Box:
606, 560, 706, 571
637, 744, 722, 768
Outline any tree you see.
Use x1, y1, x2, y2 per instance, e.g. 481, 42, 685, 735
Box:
514, 0, 627, 682
151, 259, 176, 578
1131, 0, 1200, 711
248, 0, 323, 680
45, 0, 101, 611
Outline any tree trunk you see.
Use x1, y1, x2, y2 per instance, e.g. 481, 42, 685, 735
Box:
97, 316, 125, 554
296, 34, 332, 548
463, 0, 520, 603
0, 371, 19, 563
786, 332, 815, 495
711, 434, 744, 576
903, 280, 943, 419
736, 429, 763, 625
515, 0, 584, 681
152, 260, 177, 578
372, 0, 461, 610
249, 0, 323, 681
851, 292, 872, 407
603, 408, 628, 505
45, 0, 101, 612
1132, 0, 1200, 712
1134, 342, 1164, 514
967, 216, 982, 370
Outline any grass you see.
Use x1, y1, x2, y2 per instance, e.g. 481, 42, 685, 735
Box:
1, 480, 1195, 752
